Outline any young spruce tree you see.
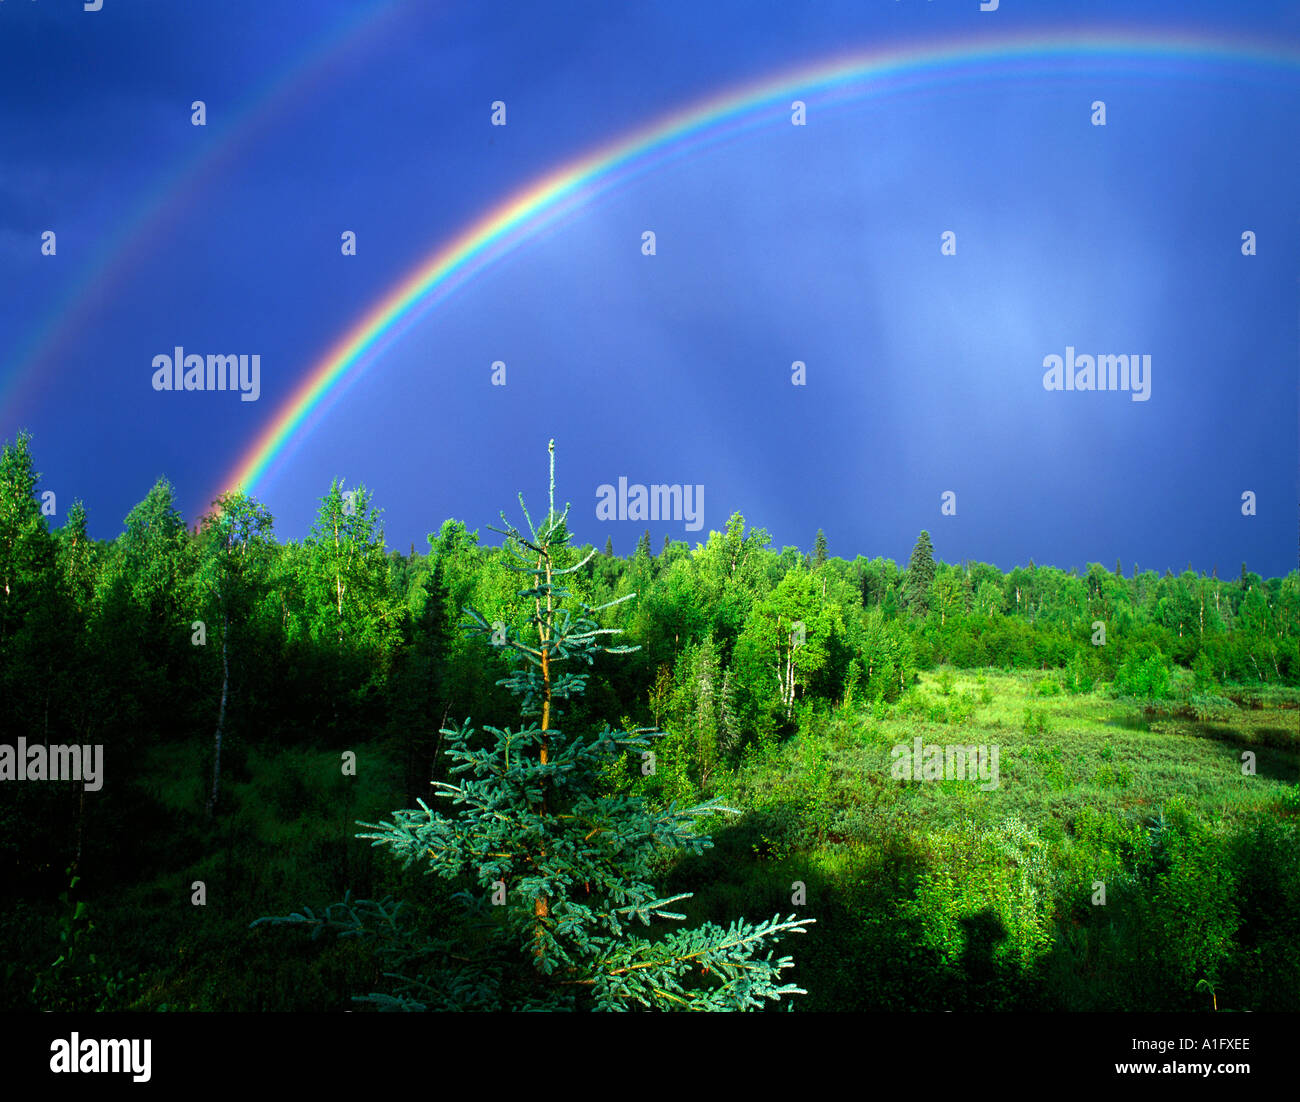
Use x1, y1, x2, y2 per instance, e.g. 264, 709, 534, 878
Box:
256, 442, 812, 1010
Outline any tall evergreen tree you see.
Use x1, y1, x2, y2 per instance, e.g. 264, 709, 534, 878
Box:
256, 442, 812, 1010
813, 528, 828, 568
903, 530, 936, 616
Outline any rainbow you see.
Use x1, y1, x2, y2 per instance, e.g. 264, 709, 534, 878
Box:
0, 1, 407, 421
197, 26, 1295, 507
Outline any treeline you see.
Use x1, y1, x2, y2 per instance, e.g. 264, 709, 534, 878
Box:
1, 431, 1297, 896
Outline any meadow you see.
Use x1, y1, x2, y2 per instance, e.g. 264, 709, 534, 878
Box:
671, 669, 1300, 1012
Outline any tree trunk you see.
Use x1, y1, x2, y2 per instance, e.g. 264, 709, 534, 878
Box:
534, 546, 555, 960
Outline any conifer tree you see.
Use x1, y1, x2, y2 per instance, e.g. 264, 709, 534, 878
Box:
255, 442, 813, 1010
903, 530, 936, 616
813, 528, 828, 568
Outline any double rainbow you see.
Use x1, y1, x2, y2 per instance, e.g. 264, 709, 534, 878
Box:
20, 22, 1294, 512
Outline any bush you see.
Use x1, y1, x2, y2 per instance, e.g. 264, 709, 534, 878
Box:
1022, 707, 1049, 737
1191, 650, 1219, 694
1114, 651, 1171, 700
29, 868, 141, 1012
948, 691, 976, 726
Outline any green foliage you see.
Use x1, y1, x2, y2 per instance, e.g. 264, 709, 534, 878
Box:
641, 636, 742, 804
1191, 649, 1219, 693
903, 530, 936, 616
29, 867, 139, 1012
1022, 706, 1050, 737
255, 444, 813, 1010
2, 430, 1298, 1012
1114, 650, 1172, 700
1061, 647, 1097, 694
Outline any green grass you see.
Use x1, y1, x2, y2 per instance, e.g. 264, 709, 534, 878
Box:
668, 667, 1299, 1011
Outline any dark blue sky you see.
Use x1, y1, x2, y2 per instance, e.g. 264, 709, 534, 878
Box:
2, 0, 1297, 576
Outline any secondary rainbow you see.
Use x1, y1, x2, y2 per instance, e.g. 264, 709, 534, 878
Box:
0, 1, 406, 421
216, 26, 1300, 507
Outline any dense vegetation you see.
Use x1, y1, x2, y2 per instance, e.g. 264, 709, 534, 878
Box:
1, 430, 1296, 1011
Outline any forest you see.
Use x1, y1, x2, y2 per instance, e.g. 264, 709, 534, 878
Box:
1, 430, 1297, 1011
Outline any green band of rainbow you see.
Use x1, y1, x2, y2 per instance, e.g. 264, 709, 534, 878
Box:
215, 26, 1300, 510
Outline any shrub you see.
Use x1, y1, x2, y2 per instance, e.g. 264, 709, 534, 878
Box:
1114, 651, 1171, 700
1022, 707, 1049, 737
